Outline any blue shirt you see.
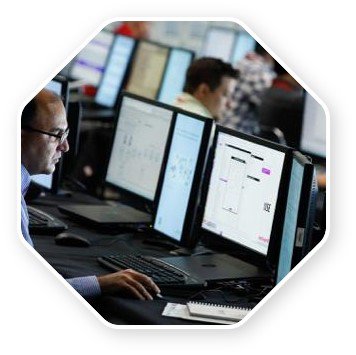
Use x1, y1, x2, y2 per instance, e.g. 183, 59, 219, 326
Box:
21, 164, 101, 298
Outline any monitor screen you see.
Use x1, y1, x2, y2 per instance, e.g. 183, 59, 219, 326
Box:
157, 48, 193, 105
31, 174, 53, 190
106, 96, 173, 201
46, 80, 62, 96
125, 41, 169, 99
276, 155, 305, 283
202, 130, 286, 256
70, 30, 114, 86
300, 93, 326, 158
201, 27, 236, 62
231, 32, 256, 64
95, 35, 136, 108
154, 113, 205, 242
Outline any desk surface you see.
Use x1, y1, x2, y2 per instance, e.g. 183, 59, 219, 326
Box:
30, 192, 260, 325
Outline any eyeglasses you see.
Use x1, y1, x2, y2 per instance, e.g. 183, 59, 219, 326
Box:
22, 126, 69, 145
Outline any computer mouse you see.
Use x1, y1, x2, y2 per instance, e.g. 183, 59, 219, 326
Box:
54, 232, 91, 247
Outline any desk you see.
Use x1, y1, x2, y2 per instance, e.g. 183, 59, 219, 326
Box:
30, 192, 260, 325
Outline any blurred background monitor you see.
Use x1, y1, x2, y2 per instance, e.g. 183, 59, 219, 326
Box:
231, 31, 256, 64
125, 41, 170, 99
45, 75, 69, 110
157, 47, 194, 105
69, 30, 114, 86
300, 92, 326, 159
95, 35, 136, 108
200, 26, 236, 62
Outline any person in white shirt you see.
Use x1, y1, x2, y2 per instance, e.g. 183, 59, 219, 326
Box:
174, 57, 238, 121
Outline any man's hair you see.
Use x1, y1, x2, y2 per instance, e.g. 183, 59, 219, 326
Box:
21, 90, 62, 128
183, 57, 238, 94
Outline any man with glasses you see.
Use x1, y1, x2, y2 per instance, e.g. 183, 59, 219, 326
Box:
21, 89, 160, 300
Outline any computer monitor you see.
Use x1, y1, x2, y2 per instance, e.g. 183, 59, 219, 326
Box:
125, 41, 170, 99
231, 31, 256, 64
201, 125, 292, 265
153, 111, 213, 247
95, 35, 136, 108
275, 151, 309, 283
157, 48, 194, 105
300, 92, 326, 158
69, 30, 114, 86
201, 27, 236, 62
276, 151, 318, 283
105, 93, 174, 202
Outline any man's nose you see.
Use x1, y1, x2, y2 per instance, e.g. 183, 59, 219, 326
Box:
59, 138, 69, 153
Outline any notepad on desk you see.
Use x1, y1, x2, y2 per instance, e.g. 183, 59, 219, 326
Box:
162, 302, 251, 325
187, 302, 250, 322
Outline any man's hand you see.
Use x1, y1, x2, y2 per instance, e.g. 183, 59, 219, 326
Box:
97, 269, 161, 300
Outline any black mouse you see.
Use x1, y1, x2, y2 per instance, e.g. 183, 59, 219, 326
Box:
54, 232, 91, 247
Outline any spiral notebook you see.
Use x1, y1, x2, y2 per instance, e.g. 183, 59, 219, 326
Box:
162, 302, 251, 324
187, 302, 251, 322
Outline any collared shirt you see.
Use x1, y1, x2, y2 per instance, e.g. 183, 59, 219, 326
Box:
173, 92, 213, 119
20, 164, 101, 298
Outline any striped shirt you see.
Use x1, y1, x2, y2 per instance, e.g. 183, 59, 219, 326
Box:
21, 164, 101, 298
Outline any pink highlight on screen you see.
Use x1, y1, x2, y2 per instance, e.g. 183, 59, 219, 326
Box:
258, 236, 270, 243
262, 168, 271, 175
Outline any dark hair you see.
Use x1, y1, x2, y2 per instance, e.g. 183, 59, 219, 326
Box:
183, 57, 238, 94
21, 97, 37, 128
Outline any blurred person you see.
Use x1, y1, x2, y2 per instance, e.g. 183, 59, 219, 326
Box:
174, 57, 238, 121
21, 89, 160, 300
221, 43, 275, 134
259, 61, 304, 148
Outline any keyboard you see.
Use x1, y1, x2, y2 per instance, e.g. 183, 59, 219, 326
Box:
28, 206, 68, 235
97, 254, 205, 289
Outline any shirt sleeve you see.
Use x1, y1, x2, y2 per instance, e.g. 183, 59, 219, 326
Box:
67, 276, 101, 299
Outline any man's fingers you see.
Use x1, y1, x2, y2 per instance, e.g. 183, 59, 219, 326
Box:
122, 282, 146, 301
126, 269, 161, 294
126, 278, 153, 300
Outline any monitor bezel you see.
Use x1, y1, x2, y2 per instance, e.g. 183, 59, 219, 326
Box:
199, 124, 293, 268
94, 34, 138, 109
103, 92, 176, 207
150, 108, 213, 248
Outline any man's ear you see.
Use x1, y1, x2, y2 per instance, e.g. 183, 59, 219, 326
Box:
194, 83, 211, 100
